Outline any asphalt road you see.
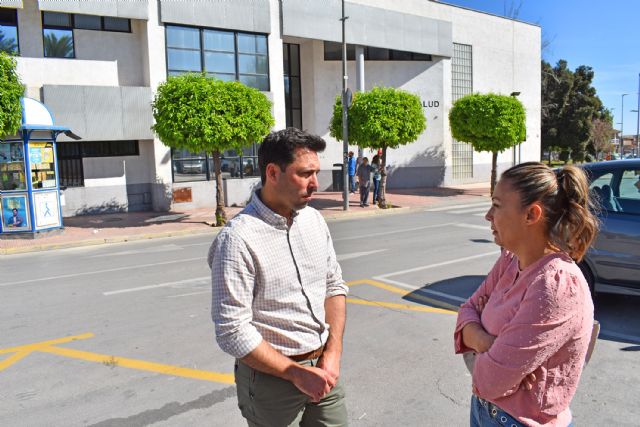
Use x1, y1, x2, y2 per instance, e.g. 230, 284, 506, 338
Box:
1, 202, 639, 426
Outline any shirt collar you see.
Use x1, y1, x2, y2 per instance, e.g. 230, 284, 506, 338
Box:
250, 190, 299, 229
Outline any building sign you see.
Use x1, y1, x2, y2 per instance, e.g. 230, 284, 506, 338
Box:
422, 100, 440, 108
34, 191, 60, 228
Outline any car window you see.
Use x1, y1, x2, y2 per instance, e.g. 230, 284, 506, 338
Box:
619, 169, 640, 201
590, 172, 614, 190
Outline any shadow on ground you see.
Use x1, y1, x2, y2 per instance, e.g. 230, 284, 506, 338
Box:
63, 211, 212, 229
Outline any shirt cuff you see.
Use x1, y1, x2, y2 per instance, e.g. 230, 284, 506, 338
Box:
216, 323, 263, 359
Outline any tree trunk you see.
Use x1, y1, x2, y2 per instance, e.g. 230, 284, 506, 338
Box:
378, 145, 388, 208
490, 151, 498, 196
212, 150, 227, 226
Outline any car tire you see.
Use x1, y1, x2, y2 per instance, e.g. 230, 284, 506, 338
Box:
578, 261, 596, 300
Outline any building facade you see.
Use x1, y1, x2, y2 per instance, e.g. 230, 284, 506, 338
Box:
0, 0, 541, 216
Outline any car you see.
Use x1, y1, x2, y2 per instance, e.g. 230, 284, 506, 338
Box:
579, 159, 640, 298
176, 158, 206, 174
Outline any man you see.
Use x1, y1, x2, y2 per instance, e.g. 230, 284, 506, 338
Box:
9, 208, 23, 227
355, 157, 373, 207
209, 128, 349, 426
347, 151, 356, 193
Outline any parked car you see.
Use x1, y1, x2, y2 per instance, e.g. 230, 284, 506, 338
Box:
175, 158, 206, 174
579, 159, 640, 298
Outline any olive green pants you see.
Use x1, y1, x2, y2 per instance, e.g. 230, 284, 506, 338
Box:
235, 359, 348, 427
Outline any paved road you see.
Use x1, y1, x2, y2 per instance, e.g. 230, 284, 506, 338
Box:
1, 202, 638, 426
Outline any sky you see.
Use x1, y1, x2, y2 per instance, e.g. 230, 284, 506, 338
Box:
440, 0, 640, 136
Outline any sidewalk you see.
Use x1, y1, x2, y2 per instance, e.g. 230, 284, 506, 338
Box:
0, 184, 489, 255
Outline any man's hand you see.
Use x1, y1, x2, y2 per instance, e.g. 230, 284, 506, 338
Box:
317, 350, 341, 384
287, 364, 335, 403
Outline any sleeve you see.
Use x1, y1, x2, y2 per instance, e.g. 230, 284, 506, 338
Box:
472, 268, 580, 400
454, 250, 511, 353
208, 229, 263, 359
323, 219, 348, 298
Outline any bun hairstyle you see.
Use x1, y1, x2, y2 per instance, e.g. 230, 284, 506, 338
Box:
500, 162, 599, 262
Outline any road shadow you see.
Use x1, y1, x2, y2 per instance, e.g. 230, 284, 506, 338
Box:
402, 275, 640, 346
62, 211, 212, 230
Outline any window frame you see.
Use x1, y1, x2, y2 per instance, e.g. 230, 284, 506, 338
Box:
0, 7, 19, 54
41, 12, 75, 59
165, 23, 270, 92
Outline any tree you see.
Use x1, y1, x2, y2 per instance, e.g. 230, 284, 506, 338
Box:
0, 32, 18, 54
449, 93, 526, 194
541, 60, 604, 163
43, 33, 73, 58
152, 74, 274, 225
329, 86, 426, 208
0, 52, 23, 137
590, 116, 615, 161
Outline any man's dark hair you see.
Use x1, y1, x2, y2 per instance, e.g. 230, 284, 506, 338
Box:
258, 128, 326, 184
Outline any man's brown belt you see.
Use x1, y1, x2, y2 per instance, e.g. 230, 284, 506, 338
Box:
289, 346, 324, 362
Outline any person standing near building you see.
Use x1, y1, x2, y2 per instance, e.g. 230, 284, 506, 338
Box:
356, 157, 374, 207
370, 155, 382, 205
454, 162, 598, 427
209, 128, 349, 426
347, 151, 356, 193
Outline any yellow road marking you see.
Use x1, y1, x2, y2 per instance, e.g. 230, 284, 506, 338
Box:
0, 351, 32, 372
346, 297, 454, 314
346, 279, 457, 314
0, 333, 94, 354
39, 346, 234, 384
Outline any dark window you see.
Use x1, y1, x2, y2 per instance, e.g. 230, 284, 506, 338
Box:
69, 14, 131, 32
172, 145, 261, 183
42, 12, 74, 58
323, 41, 432, 62
74, 14, 101, 30
166, 25, 270, 91
102, 16, 130, 32
283, 43, 302, 129
56, 141, 139, 187
0, 7, 19, 54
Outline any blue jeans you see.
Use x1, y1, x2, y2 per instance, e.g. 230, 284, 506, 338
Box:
470, 396, 573, 427
349, 175, 356, 192
372, 178, 380, 203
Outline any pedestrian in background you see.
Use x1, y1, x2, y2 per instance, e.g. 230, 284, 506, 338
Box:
371, 154, 382, 205
454, 162, 599, 427
356, 156, 374, 207
347, 151, 356, 193
209, 128, 349, 426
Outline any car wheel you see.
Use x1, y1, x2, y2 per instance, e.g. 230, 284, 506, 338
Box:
578, 261, 596, 300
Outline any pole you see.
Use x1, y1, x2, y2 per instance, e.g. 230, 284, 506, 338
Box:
341, 0, 349, 210
621, 93, 628, 157
636, 74, 640, 157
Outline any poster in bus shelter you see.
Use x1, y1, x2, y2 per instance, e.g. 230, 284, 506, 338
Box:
1, 194, 30, 231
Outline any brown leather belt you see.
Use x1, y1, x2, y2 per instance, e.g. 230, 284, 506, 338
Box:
289, 346, 324, 362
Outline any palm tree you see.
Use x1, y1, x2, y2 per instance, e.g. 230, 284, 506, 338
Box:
0, 32, 18, 54
43, 32, 73, 58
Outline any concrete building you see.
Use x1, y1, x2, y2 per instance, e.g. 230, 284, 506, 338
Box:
0, 0, 541, 216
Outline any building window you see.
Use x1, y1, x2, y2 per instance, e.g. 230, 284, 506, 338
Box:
283, 43, 302, 129
42, 12, 74, 58
56, 141, 139, 187
323, 41, 432, 62
0, 8, 19, 54
166, 25, 270, 91
172, 144, 260, 183
451, 43, 474, 180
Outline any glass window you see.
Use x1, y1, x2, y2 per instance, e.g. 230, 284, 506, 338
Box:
237, 33, 267, 54
29, 142, 57, 189
203, 29, 234, 52
167, 25, 200, 49
43, 11, 72, 28
43, 28, 74, 58
0, 142, 26, 191
74, 14, 101, 30
238, 53, 268, 75
238, 74, 269, 91
168, 49, 201, 73
283, 43, 302, 129
0, 8, 19, 54
367, 47, 389, 60
204, 51, 235, 74
620, 169, 640, 201
103, 16, 130, 32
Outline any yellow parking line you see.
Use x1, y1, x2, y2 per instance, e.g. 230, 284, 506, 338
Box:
0, 351, 32, 372
346, 298, 454, 314
0, 333, 94, 354
39, 346, 235, 384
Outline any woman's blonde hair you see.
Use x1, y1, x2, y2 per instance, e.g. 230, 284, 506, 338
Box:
501, 162, 599, 262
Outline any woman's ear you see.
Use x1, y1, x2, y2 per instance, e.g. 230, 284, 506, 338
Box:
526, 203, 544, 225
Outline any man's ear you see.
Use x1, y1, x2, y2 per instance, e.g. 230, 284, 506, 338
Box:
526, 203, 543, 225
264, 163, 280, 184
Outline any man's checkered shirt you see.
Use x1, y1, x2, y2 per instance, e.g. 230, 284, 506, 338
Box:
208, 191, 348, 359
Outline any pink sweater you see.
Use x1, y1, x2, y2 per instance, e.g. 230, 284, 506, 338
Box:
454, 251, 594, 427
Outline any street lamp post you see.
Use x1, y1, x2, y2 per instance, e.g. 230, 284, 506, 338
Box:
621, 93, 629, 157
340, 0, 349, 210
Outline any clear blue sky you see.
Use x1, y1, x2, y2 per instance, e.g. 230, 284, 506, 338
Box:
441, 0, 640, 135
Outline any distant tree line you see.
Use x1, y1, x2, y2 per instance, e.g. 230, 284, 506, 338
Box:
542, 60, 614, 163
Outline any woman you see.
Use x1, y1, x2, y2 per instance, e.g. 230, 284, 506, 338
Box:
454, 162, 599, 427
371, 154, 382, 205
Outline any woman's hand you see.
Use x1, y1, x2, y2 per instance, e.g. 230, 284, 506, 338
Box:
462, 322, 496, 353
475, 295, 489, 314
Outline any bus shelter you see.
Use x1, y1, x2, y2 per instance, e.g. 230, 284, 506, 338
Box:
0, 97, 79, 237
